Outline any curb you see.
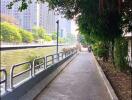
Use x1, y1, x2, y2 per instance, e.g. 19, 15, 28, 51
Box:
20, 53, 78, 100
92, 53, 118, 100
34, 53, 78, 99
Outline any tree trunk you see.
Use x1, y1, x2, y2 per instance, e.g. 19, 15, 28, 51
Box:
111, 40, 115, 65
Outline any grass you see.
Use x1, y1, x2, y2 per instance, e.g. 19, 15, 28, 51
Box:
1, 46, 64, 75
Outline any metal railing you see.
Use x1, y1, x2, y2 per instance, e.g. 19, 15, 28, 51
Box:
0, 49, 77, 95
0, 68, 7, 92
10, 62, 32, 89
33, 57, 45, 75
58, 52, 64, 60
46, 54, 54, 68
45, 52, 66, 68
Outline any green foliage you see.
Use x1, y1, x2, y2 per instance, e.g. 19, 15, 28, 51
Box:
32, 32, 39, 40
7, 0, 28, 11
51, 32, 57, 40
44, 35, 52, 41
25, 54, 39, 70
1, 22, 22, 42
0, 35, 3, 41
6, 0, 131, 72
93, 41, 109, 61
32, 26, 47, 40
78, 34, 87, 46
58, 37, 64, 43
19, 29, 34, 43
114, 37, 128, 71
26, 54, 38, 62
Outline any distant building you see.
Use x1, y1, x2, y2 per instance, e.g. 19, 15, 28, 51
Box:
1, 0, 71, 37
39, 3, 56, 34
1, 0, 12, 16
57, 15, 71, 37
1, 0, 56, 33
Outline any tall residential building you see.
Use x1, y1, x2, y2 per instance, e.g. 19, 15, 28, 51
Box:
57, 15, 71, 37
1, 0, 71, 37
1, 0, 37, 31
1, 0, 12, 16
39, 3, 56, 34
1, 0, 56, 32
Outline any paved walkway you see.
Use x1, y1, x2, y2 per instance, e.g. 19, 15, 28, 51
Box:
35, 52, 111, 100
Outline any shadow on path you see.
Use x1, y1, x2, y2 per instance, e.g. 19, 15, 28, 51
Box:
35, 52, 111, 100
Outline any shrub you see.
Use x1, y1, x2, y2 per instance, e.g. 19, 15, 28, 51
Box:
58, 37, 64, 43
32, 26, 47, 40
51, 32, 57, 40
19, 29, 34, 43
0, 35, 3, 41
1, 22, 22, 42
44, 35, 52, 41
93, 42, 109, 61
114, 37, 128, 71
24, 54, 38, 70
26, 55, 43, 70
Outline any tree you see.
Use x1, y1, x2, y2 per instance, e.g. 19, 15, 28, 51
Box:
51, 32, 57, 40
121, 0, 132, 32
44, 35, 52, 41
19, 29, 34, 43
32, 26, 47, 40
7, 0, 131, 36
58, 37, 64, 43
1, 22, 22, 42
0, 35, 3, 41
114, 37, 129, 71
7, 0, 132, 70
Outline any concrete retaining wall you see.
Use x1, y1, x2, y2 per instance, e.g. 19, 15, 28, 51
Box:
1, 53, 77, 100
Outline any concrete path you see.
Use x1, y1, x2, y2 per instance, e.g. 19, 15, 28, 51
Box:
35, 52, 111, 100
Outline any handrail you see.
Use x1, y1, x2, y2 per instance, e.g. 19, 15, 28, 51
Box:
1, 48, 77, 95
0, 68, 7, 91
45, 52, 65, 67
45, 55, 54, 67
33, 57, 45, 75
10, 61, 32, 89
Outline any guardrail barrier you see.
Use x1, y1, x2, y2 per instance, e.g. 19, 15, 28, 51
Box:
33, 57, 45, 75
0, 48, 77, 98
10, 62, 32, 89
0, 68, 7, 94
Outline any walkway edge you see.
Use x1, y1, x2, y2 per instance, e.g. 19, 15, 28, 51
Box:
92, 53, 118, 100
19, 53, 78, 100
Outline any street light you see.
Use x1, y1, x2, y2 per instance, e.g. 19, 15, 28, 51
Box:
56, 20, 59, 53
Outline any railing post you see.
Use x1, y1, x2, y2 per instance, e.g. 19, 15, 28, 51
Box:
58, 53, 59, 61
32, 60, 35, 76
52, 55, 54, 64
62, 53, 63, 59
10, 66, 14, 89
43, 57, 45, 70
30, 62, 33, 77
45, 56, 47, 68
65, 52, 67, 57
4, 70, 7, 91
0, 68, 7, 92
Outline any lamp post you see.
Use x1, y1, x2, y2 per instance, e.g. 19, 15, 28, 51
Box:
56, 20, 59, 53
